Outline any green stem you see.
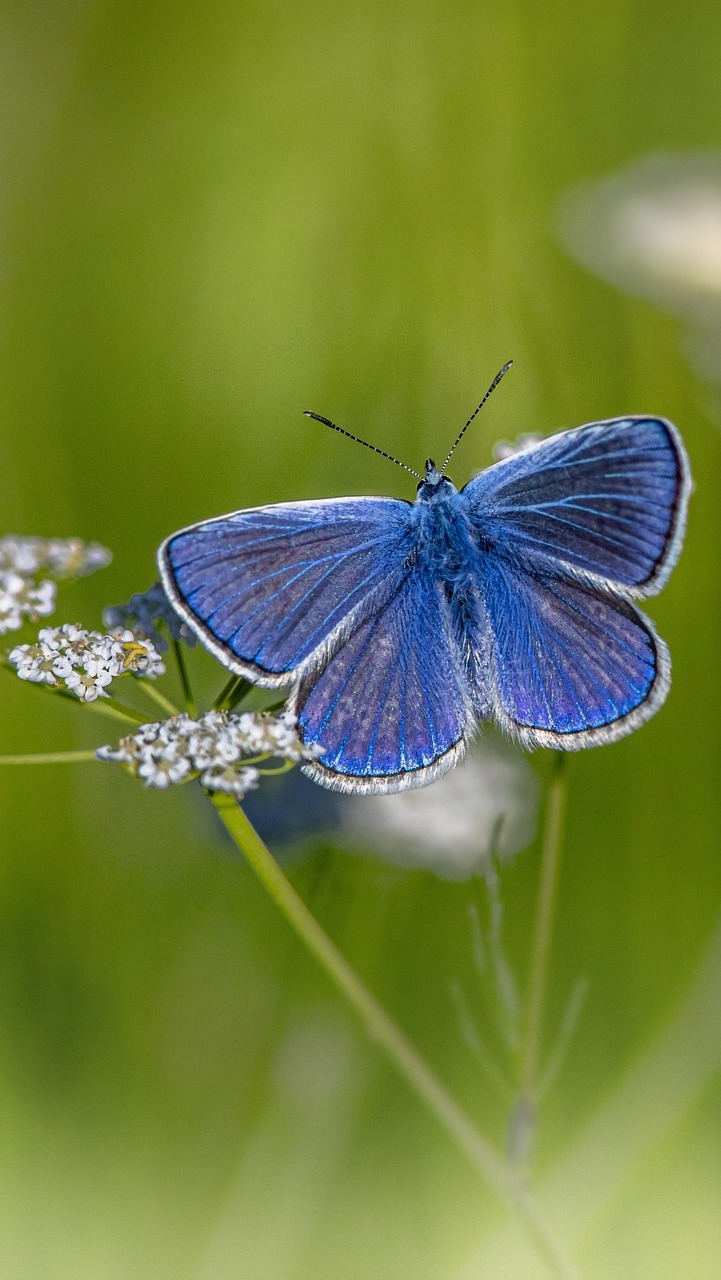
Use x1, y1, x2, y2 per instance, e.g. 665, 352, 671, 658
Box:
137, 679, 179, 717
522, 753, 569, 1094
97, 695, 148, 726
172, 638, 197, 717
0, 750, 98, 764
507, 755, 569, 1171
0, 665, 144, 727
213, 673, 251, 710
212, 793, 579, 1280
257, 758, 296, 777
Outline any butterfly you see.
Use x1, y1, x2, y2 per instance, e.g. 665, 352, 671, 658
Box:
158, 371, 691, 795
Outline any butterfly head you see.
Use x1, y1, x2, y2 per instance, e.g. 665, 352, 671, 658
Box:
415, 458, 457, 504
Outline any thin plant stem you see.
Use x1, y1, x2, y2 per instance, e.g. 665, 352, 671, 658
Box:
0, 749, 97, 765
0, 665, 145, 727
537, 977, 590, 1101
172, 638, 197, 717
521, 752, 569, 1097
99, 695, 148, 725
212, 793, 579, 1280
137, 680, 179, 717
506, 754, 568, 1170
448, 979, 514, 1102
213, 673, 250, 710
257, 758, 295, 777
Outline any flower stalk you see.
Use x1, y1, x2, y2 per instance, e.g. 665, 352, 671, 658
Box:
509, 753, 569, 1169
0, 749, 98, 765
172, 637, 196, 717
213, 793, 579, 1280
522, 753, 569, 1094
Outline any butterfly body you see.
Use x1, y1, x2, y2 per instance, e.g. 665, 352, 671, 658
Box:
159, 415, 691, 794
406, 468, 494, 720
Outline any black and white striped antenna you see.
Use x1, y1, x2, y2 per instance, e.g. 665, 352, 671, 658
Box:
304, 410, 422, 479
439, 361, 513, 476
305, 360, 513, 482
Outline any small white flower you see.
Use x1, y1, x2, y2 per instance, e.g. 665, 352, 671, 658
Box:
0, 535, 111, 579
95, 743, 132, 763
8, 642, 60, 685
41, 622, 85, 648
0, 604, 22, 634
6, 624, 165, 700
0, 538, 43, 576
228, 710, 324, 762
65, 668, 114, 701
0, 571, 57, 634
187, 726, 230, 770
200, 764, 260, 797
95, 707, 319, 794
46, 538, 112, 577
137, 753, 192, 789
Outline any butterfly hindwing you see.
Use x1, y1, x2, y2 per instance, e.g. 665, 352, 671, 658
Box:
480, 551, 667, 747
159, 497, 415, 686
463, 417, 690, 594
290, 568, 470, 793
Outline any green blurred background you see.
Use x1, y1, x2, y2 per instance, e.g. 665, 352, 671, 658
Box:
1, 2, 720, 1277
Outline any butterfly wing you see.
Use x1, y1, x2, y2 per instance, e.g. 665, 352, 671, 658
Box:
464, 417, 691, 594
463, 416, 691, 746
289, 567, 471, 794
158, 497, 416, 687
478, 554, 668, 748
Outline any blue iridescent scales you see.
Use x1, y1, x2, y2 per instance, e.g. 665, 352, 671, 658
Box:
158, 416, 691, 794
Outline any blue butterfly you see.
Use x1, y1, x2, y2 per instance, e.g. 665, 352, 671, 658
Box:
158, 372, 691, 794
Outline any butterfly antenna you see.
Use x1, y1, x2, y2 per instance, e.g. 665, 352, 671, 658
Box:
304, 411, 422, 479
439, 360, 514, 476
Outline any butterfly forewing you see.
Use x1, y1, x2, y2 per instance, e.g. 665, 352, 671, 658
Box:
159, 497, 415, 686
464, 417, 689, 594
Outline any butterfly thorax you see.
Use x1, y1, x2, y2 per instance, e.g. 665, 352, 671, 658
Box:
414, 463, 474, 577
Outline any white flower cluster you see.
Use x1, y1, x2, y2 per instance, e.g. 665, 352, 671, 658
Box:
96, 709, 324, 797
0, 535, 112, 636
0, 535, 111, 579
103, 582, 197, 652
7, 624, 165, 702
492, 434, 543, 462
0, 572, 56, 635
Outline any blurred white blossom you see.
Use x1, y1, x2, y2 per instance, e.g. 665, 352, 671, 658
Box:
103, 582, 197, 652
341, 741, 539, 880
557, 151, 721, 383
8, 624, 165, 702
0, 572, 56, 635
96, 709, 323, 796
246, 738, 540, 881
0, 535, 111, 579
0, 534, 112, 635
